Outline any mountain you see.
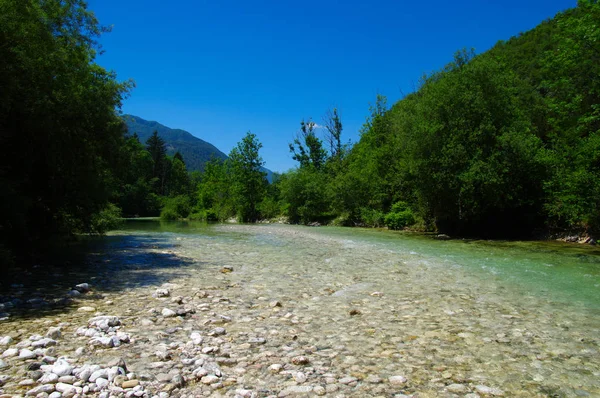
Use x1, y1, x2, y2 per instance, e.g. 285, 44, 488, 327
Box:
122, 114, 227, 172
122, 115, 274, 181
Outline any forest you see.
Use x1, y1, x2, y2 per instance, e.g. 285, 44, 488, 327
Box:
1, 0, 599, 264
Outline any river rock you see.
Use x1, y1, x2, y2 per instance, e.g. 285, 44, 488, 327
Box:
291, 356, 309, 365
89, 368, 109, 382
0, 359, 7, 370
32, 338, 57, 348
201, 375, 219, 384
447, 383, 468, 393
39, 372, 59, 384
52, 359, 73, 377
279, 385, 313, 396
0, 336, 13, 346
122, 379, 139, 388
339, 376, 358, 384
475, 385, 504, 396
77, 306, 96, 312
293, 372, 307, 383
154, 288, 170, 298
2, 348, 18, 357
208, 327, 226, 336
74, 283, 90, 293
161, 308, 176, 317
95, 377, 109, 388
25, 383, 55, 395
19, 349, 36, 359
389, 375, 407, 385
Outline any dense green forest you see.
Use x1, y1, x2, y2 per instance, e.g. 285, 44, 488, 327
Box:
1, 0, 599, 265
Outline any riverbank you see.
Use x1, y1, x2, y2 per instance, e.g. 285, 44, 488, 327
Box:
0, 224, 598, 397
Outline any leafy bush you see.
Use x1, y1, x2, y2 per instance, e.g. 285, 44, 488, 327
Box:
384, 202, 416, 230
360, 208, 385, 227
90, 203, 122, 234
160, 195, 191, 220
258, 197, 281, 220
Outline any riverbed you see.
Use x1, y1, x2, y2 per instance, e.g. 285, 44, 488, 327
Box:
0, 222, 599, 397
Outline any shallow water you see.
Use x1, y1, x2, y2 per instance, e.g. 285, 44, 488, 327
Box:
1, 221, 599, 397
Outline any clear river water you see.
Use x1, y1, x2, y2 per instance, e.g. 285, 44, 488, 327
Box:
1, 220, 599, 397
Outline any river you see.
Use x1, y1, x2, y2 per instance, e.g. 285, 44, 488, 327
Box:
0, 221, 599, 397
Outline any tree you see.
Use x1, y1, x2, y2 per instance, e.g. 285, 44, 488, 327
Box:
146, 131, 168, 195
0, 0, 132, 259
324, 108, 343, 159
229, 132, 268, 222
289, 118, 328, 169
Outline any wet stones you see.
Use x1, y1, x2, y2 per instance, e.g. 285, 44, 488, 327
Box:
221, 266, 234, 273
161, 308, 176, 317
389, 375, 408, 385
291, 356, 309, 365
74, 283, 90, 293
154, 288, 170, 298
0, 336, 12, 346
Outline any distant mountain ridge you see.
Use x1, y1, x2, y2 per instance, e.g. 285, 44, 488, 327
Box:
122, 115, 273, 181
122, 114, 227, 172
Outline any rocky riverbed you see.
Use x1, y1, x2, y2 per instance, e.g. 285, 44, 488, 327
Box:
0, 224, 599, 397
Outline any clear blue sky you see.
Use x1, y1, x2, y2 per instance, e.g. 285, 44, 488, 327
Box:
88, 0, 576, 172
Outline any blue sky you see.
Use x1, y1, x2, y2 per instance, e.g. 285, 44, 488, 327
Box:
88, 0, 576, 172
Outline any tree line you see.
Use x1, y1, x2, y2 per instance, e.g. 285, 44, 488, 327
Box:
1, 0, 599, 267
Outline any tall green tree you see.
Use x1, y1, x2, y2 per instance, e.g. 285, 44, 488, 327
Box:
0, 0, 132, 259
289, 119, 328, 169
229, 132, 267, 222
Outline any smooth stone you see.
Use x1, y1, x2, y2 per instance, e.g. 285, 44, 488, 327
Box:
339, 376, 358, 384
2, 348, 18, 357
26, 384, 55, 395
48, 392, 62, 398
475, 385, 504, 396
447, 383, 468, 393
74, 283, 90, 293
122, 379, 139, 388
389, 375, 407, 385
95, 377, 109, 388
0, 359, 7, 370
46, 328, 61, 339
200, 375, 219, 384
39, 373, 59, 384
161, 308, 176, 318
55, 382, 76, 394
58, 375, 77, 384
89, 369, 108, 382
0, 336, 13, 346
279, 386, 313, 396
77, 306, 96, 312
313, 385, 326, 395
19, 349, 37, 359
19, 378, 36, 386
294, 372, 307, 383
52, 359, 73, 377
269, 364, 283, 373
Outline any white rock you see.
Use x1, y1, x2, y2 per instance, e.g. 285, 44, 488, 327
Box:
475, 385, 504, 396
49, 392, 62, 398
46, 327, 61, 339
0, 336, 13, 346
2, 348, 18, 357
154, 288, 170, 298
52, 359, 74, 377
55, 382, 76, 394
201, 375, 220, 384
269, 364, 283, 373
279, 386, 313, 396
19, 348, 37, 359
39, 372, 59, 384
447, 383, 468, 393
0, 359, 8, 370
96, 377, 109, 388
78, 367, 92, 382
78, 306, 96, 312
26, 383, 55, 395
75, 283, 90, 293
32, 338, 57, 348
89, 368, 108, 382
161, 308, 176, 317
294, 372, 307, 383
190, 332, 203, 345
389, 375, 407, 385
339, 376, 358, 384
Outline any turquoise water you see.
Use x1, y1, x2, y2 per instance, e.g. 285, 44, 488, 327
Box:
122, 220, 600, 310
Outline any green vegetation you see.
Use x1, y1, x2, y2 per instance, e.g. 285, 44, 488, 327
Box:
1, 0, 598, 266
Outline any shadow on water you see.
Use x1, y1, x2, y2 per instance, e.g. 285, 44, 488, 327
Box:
0, 233, 202, 321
